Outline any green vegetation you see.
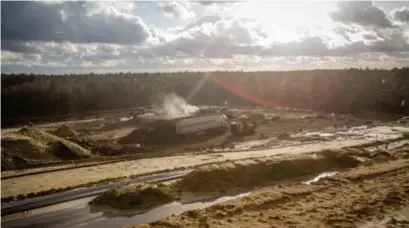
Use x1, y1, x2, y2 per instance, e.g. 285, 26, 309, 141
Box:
2, 68, 408, 127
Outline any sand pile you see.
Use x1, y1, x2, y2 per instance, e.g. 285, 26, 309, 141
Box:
53, 124, 78, 138
176, 152, 361, 194
1, 126, 92, 169
90, 182, 180, 210
19, 126, 92, 158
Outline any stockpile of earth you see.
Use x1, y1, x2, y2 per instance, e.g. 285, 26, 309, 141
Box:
175, 151, 361, 194
1, 126, 92, 170
53, 124, 78, 139
90, 182, 180, 210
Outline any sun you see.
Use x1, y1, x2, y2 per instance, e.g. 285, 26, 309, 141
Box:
234, 1, 337, 43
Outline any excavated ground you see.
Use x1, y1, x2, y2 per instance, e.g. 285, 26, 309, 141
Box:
2, 107, 407, 204
132, 157, 409, 228
91, 142, 409, 215
1, 126, 93, 170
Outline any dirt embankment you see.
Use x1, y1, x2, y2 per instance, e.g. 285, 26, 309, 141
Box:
133, 158, 409, 228
90, 183, 180, 210
1, 126, 92, 170
175, 140, 409, 195
175, 151, 360, 194
90, 151, 360, 211
92, 142, 409, 212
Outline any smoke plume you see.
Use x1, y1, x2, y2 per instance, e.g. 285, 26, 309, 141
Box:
162, 93, 199, 118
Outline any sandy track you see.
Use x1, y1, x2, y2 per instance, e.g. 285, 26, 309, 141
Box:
133, 159, 409, 228
1, 139, 377, 198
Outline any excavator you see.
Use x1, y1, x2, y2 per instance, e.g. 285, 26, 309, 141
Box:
229, 115, 257, 136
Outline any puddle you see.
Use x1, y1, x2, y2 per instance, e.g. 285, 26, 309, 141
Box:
107, 171, 337, 226
303, 171, 338, 185
292, 125, 409, 143
365, 140, 409, 152
3, 171, 341, 228
120, 116, 133, 122
209, 125, 409, 153
67, 192, 252, 228
232, 139, 272, 150
139, 113, 156, 117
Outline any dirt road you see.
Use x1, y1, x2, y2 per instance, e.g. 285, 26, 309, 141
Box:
133, 159, 409, 228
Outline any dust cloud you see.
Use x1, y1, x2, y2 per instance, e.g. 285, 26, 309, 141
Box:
162, 93, 199, 119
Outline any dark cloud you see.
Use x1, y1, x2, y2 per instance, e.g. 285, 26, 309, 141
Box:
363, 33, 378, 40
333, 26, 361, 42
1, 1, 151, 46
330, 1, 394, 28
393, 7, 409, 22
1, 40, 38, 53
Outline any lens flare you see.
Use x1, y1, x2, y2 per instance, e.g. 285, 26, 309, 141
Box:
208, 74, 309, 111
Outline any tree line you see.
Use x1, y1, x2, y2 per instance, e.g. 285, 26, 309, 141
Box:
2, 68, 408, 127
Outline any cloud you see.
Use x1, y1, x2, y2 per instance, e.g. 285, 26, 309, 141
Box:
330, 1, 394, 28
1, 1, 151, 45
142, 16, 270, 58
262, 37, 329, 56
194, 1, 237, 6
140, 14, 408, 59
393, 7, 409, 22
157, 1, 195, 19
2, 1, 409, 73
182, 15, 222, 31
363, 33, 379, 40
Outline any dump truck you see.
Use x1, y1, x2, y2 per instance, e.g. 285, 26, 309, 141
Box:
119, 114, 229, 145
119, 112, 258, 145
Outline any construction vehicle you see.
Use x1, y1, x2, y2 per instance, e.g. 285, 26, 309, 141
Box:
229, 115, 257, 136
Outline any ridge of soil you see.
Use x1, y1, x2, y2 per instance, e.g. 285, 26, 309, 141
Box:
132, 159, 409, 228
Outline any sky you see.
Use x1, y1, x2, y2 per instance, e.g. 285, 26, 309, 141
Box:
1, 1, 409, 74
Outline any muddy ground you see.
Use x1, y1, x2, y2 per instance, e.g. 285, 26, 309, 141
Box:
132, 157, 409, 228
1, 106, 371, 153
1, 106, 407, 200
88, 138, 409, 214
2, 123, 408, 200
1, 106, 408, 228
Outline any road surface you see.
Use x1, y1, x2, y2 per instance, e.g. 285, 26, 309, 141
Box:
2, 170, 191, 217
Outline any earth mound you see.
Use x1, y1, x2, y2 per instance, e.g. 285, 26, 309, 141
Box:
1, 126, 92, 170
53, 124, 78, 138
90, 182, 180, 210
175, 152, 361, 194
